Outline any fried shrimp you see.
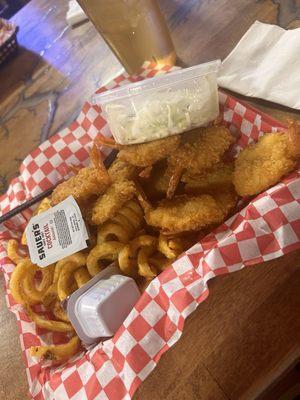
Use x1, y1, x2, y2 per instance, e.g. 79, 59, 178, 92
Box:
97, 133, 181, 167
140, 160, 173, 200
145, 194, 225, 234
108, 159, 138, 182
233, 121, 300, 196
183, 162, 234, 195
51, 144, 111, 205
167, 126, 234, 198
213, 190, 237, 217
92, 179, 137, 225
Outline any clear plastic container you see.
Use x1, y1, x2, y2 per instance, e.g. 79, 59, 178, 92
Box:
66, 264, 140, 344
93, 60, 221, 145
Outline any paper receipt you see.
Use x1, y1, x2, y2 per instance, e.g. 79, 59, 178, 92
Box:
26, 196, 89, 267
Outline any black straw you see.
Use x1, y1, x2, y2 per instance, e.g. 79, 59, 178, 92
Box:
0, 150, 117, 225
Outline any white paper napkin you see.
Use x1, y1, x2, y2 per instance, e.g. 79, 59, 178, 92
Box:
66, 0, 88, 27
218, 21, 300, 110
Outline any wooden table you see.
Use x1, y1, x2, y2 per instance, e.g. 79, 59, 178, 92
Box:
0, 1, 300, 399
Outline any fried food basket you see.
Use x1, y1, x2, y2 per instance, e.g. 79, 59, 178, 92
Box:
1, 63, 299, 400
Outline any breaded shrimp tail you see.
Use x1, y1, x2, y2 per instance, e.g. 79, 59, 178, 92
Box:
52, 143, 111, 204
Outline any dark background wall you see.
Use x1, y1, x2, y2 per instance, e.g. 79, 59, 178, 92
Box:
0, 0, 30, 19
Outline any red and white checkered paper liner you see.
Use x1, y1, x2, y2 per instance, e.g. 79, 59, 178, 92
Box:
1, 63, 300, 400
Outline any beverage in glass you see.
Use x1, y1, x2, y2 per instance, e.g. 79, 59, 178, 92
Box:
77, 0, 176, 74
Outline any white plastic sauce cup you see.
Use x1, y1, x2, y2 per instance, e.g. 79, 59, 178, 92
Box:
66, 264, 141, 344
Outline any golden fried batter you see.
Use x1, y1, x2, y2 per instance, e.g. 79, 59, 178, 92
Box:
169, 126, 234, 174
117, 135, 181, 167
233, 124, 300, 196
108, 159, 138, 182
145, 194, 225, 233
92, 179, 136, 225
213, 190, 237, 217
140, 160, 173, 200
166, 126, 234, 198
52, 145, 111, 205
183, 162, 234, 195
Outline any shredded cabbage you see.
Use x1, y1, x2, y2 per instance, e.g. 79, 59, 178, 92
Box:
104, 76, 218, 144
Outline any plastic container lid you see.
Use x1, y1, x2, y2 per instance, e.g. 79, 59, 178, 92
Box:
66, 264, 140, 344
92, 60, 221, 145
93, 60, 221, 104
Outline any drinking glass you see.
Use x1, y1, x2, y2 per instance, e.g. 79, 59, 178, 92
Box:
77, 0, 176, 74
